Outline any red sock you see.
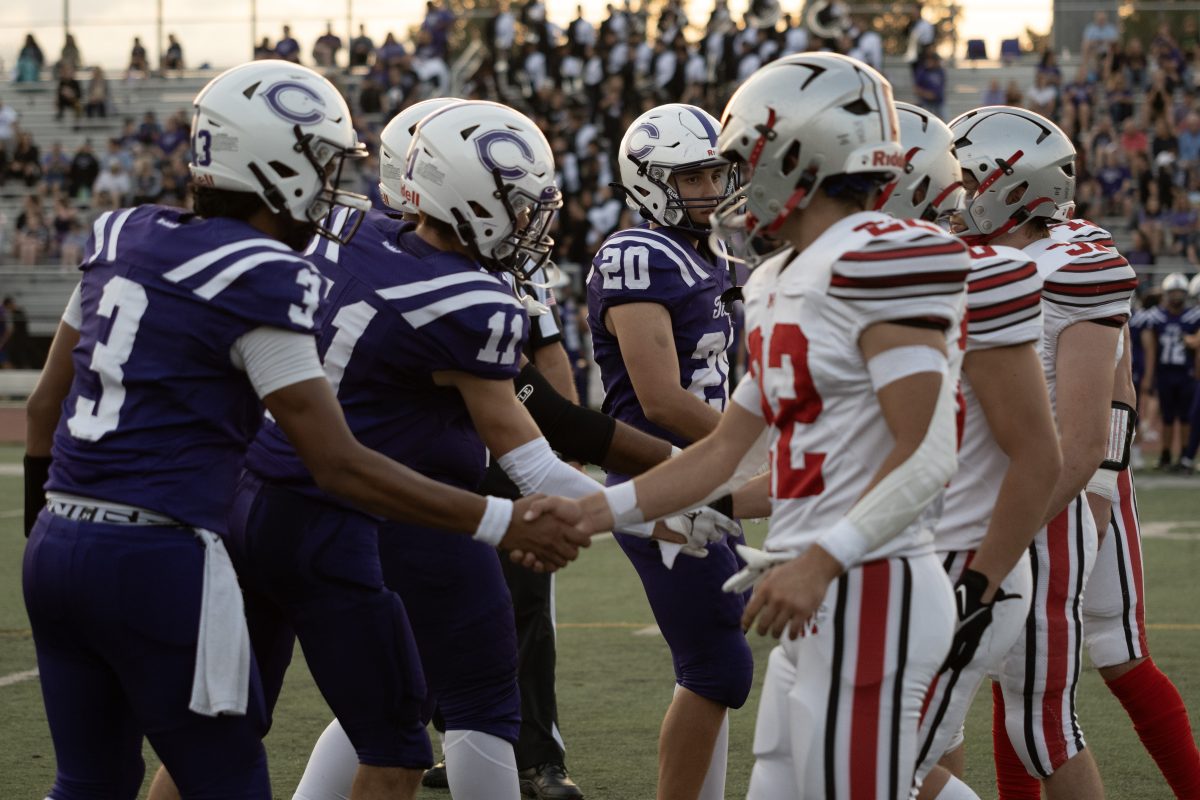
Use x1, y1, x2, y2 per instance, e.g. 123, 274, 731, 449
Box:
1106, 658, 1200, 799
992, 682, 1042, 800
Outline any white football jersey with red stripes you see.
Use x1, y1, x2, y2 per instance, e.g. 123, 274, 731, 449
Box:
935, 244, 1044, 553
732, 211, 969, 560
1049, 218, 1116, 248
1026, 237, 1137, 413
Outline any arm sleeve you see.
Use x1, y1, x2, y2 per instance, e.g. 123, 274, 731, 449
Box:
230, 327, 327, 399
515, 362, 616, 463
61, 282, 82, 330
964, 246, 1043, 350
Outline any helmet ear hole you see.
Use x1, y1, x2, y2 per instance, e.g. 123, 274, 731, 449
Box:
269, 160, 298, 178
469, 201, 493, 219
1005, 181, 1028, 205
781, 140, 801, 176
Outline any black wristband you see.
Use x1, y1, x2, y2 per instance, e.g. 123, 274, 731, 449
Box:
24, 455, 52, 538
516, 362, 615, 465
708, 494, 735, 519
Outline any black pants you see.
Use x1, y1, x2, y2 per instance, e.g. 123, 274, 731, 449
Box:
428, 464, 564, 769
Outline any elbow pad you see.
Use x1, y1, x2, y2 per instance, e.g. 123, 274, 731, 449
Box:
515, 363, 615, 465
816, 380, 959, 569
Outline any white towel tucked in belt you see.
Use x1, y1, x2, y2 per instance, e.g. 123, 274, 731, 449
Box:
189, 529, 251, 717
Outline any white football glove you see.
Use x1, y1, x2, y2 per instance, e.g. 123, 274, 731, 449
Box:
722, 544, 795, 593
663, 506, 740, 559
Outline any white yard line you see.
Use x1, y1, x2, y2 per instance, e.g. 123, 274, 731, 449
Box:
0, 464, 23, 476
0, 668, 38, 688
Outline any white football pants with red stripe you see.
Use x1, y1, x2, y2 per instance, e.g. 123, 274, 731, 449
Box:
993, 494, 1099, 778
911, 550, 1033, 793
747, 554, 955, 799
1083, 469, 1148, 668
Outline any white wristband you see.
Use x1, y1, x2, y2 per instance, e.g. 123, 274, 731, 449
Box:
814, 517, 871, 570
473, 496, 514, 547
603, 481, 644, 528
1086, 468, 1120, 502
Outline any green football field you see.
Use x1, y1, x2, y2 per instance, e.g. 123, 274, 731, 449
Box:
1, 443, 1198, 799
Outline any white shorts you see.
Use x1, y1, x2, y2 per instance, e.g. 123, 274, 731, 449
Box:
746, 554, 955, 800
993, 495, 1098, 778
911, 549, 1033, 791
1083, 469, 1148, 669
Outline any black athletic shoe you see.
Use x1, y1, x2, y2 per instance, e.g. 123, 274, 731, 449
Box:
422, 761, 449, 789
519, 763, 584, 799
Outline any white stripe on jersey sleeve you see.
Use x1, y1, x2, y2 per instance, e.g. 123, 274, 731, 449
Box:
103, 208, 138, 264
164, 237, 293, 283
321, 208, 354, 264
604, 230, 709, 286
402, 290, 522, 329
376, 271, 500, 300
193, 252, 313, 300
86, 211, 114, 265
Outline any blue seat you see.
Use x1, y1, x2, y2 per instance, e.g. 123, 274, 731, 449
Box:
1000, 38, 1021, 62
965, 39, 987, 61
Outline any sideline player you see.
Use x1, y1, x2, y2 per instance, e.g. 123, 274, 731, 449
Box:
21, 62, 585, 800
238, 101, 731, 800
1141, 273, 1196, 470
877, 103, 1060, 800
588, 102, 751, 800
542, 53, 969, 798
948, 105, 1137, 800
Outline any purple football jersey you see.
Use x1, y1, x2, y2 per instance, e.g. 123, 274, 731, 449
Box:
587, 225, 735, 448
46, 205, 323, 532
245, 209, 528, 496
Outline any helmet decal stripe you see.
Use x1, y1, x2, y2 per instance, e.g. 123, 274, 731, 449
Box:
976, 149, 1024, 195
687, 107, 719, 147
748, 108, 777, 169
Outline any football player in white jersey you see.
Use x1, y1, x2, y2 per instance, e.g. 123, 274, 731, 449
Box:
1043, 219, 1200, 799
533, 53, 970, 798
948, 106, 1137, 800
877, 103, 1061, 800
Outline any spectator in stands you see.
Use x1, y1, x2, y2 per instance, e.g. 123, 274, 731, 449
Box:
905, 3, 936, 74
1096, 147, 1134, 217
1004, 78, 1023, 106
158, 112, 188, 158
568, 5, 596, 54
85, 66, 110, 118
14, 196, 50, 265
1127, 228, 1156, 267
163, 33, 185, 71
1027, 70, 1059, 119
59, 218, 88, 267
314, 23, 343, 68
349, 24, 375, 67
1152, 115, 1179, 160
131, 156, 163, 205
489, 0, 518, 65
377, 32, 408, 66
422, 0, 456, 59
55, 63, 81, 123
1083, 11, 1119, 67
1061, 64, 1094, 134
254, 37, 274, 60
0, 100, 18, 152
128, 36, 149, 76
41, 143, 70, 192
58, 33, 81, 75
1107, 70, 1135, 124
0, 300, 12, 368
275, 26, 301, 63
136, 111, 162, 147
358, 76, 383, 113
93, 158, 131, 205
1167, 186, 1198, 263
913, 49, 946, 119
8, 133, 41, 188
51, 191, 77, 252
161, 155, 190, 205
1122, 116, 1150, 156
16, 34, 44, 82
67, 140, 99, 199
1179, 112, 1200, 166
848, 16, 883, 71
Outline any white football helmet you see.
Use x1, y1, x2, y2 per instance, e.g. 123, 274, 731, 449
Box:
878, 101, 964, 224
379, 97, 461, 215
711, 52, 903, 258
190, 61, 370, 243
1188, 273, 1200, 299
948, 106, 1075, 244
404, 100, 562, 278
618, 103, 733, 233
1162, 272, 1189, 294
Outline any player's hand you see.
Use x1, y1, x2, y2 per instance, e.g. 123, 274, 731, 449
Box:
939, 568, 1018, 674
741, 545, 843, 640
721, 543, 794, 594
503, 495, 592, 571
526, 492, 614, 537
661, 507, 739, 559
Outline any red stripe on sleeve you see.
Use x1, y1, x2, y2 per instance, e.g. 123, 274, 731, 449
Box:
840, 241, 967, 262
967, 291, 1042, 323
968, 262, 1038, 292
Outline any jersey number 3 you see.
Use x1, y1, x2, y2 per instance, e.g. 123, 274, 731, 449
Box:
68, 276, 148, 441
751, 323, 826, 498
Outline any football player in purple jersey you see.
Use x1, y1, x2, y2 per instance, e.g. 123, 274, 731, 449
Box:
586, 103, 750, 800
21, 64, 587, 800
